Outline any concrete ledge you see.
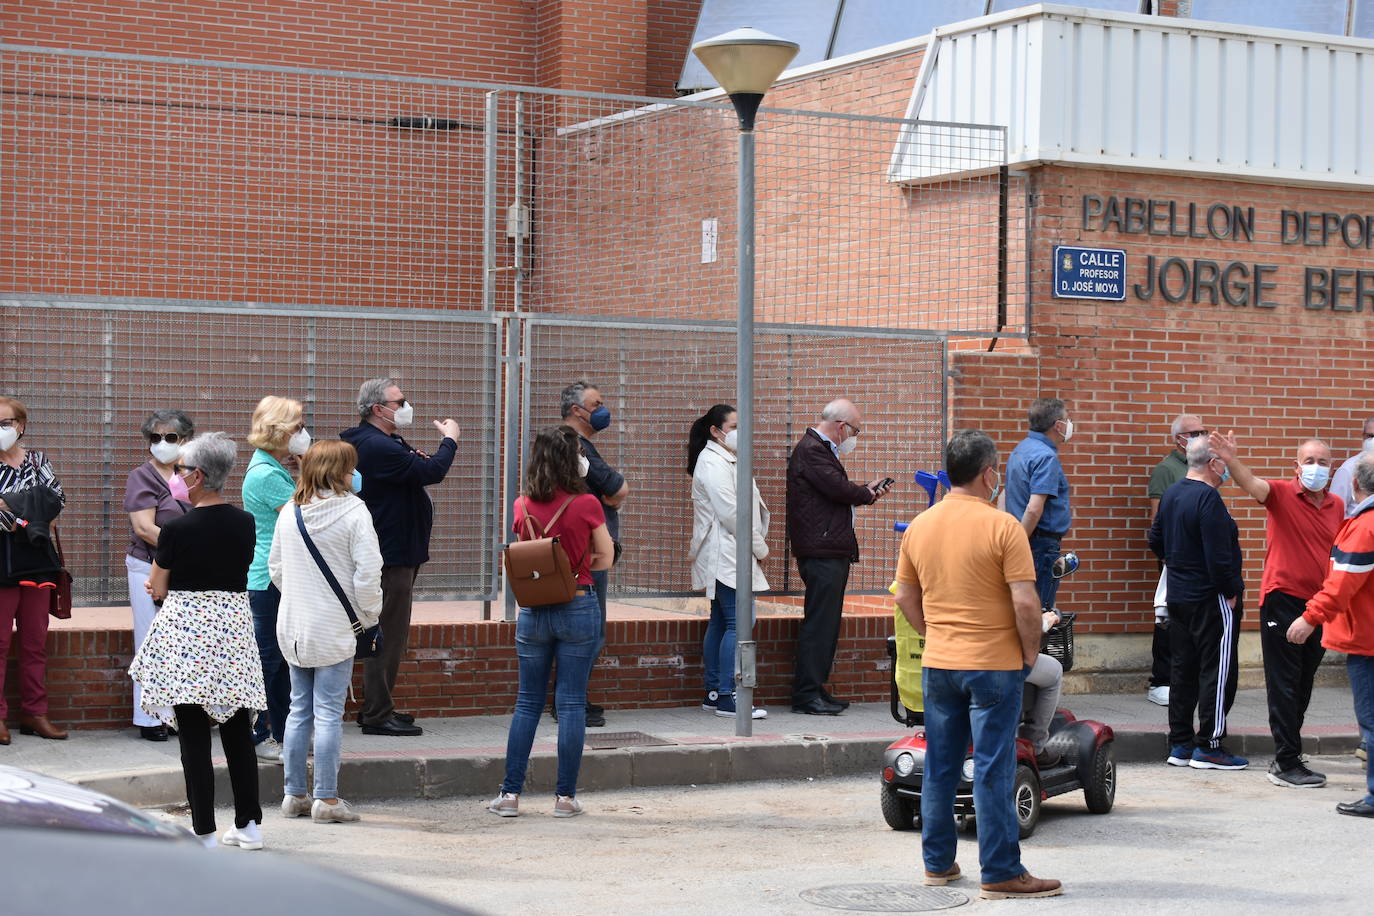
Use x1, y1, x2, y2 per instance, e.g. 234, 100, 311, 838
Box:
71, 726, 1363, 809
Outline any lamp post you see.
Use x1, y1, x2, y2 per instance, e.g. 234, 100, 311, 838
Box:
692, 28, 798, 738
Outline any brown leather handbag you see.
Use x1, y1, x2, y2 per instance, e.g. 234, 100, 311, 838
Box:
503, 496, 582, 607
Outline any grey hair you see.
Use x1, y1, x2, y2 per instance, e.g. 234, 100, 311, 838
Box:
1186, 435, 1217, 470
560, 380, 596, 419
1028, 398, 1066, 432
820, 398, 855, 423
1170, 414, 1202, 438
357, 377, 396, 421
140, 409, 194, 440
945, 429, 999, 486
180, 432, 237, 492
1355, 454, 1374, 498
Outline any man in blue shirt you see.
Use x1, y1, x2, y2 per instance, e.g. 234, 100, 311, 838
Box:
1005, 398, 1073, 612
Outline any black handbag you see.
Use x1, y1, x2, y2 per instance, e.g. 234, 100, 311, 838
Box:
294, 504, 383, 659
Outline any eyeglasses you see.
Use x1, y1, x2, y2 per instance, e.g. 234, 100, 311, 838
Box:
1178, 429, 1208, 439
842, 421, 862, 436
383, 398, 408, 408
172, 464, 198, 475
147, 432, 182, 444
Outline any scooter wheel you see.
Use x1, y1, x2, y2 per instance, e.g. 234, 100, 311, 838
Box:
880, 785, 917, 831
1083, 741, 1116, 814
1014, 764, 1041, 839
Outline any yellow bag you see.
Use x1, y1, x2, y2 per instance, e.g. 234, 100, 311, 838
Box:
890, 581, 925, 714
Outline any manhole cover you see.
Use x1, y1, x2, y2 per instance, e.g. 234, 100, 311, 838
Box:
800, 883, 968, 912
584, 730, 678, 750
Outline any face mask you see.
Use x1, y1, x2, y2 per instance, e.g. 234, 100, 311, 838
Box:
837, 436, 857, 457
149, 440, 180, 464
0, 426, 19, 451
988, 473, 1001, 505
351, 470, 363, 493
1363, 436, 1374, 454
587, 406, 612, 432
390, 403, 414, 427
1060, 418, 1074, 441
577, 454, 590, 477
1213, 462, 1230, 485
723, 429, 738, 451
287, 428, 312, 456
1299, 464, 1330, 491
168, 471, 190, 502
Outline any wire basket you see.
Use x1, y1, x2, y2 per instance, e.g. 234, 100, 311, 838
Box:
1042, 613, 1075, 673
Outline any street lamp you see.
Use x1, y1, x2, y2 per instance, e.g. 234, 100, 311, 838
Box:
692, 27, 798, 738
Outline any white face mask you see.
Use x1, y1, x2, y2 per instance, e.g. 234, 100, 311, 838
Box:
723, 429, 738, 451
1299, 464, 1330, 492
390, 403, 414, 427
1060, 418, 1074, 441
287, 428, 312, 456
577, 454, 590, 477
0, 426, 18, 451
837, 436, 857, 457
149, 440, 181, 464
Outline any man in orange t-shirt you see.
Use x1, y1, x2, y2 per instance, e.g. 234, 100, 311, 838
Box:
894, 430, 1059, 901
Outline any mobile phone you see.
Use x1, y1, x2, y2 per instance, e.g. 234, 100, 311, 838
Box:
879, 477, 895, 489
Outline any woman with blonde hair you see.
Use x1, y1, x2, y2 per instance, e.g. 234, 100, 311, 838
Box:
242, 395, 310, 761
270, 440, 381, 823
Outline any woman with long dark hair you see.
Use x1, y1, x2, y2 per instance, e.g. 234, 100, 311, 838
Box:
489, 425, 614, 819
687, 404, 770, 719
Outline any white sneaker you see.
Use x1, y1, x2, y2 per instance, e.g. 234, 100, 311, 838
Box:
553, 795, 583, 818
221, 820, 264, 850
488, 792, 520, 817
255, 738, 283, 763
1147, 686, 1169, 706
281, 794, 311, 818
197, 832, 218, 850
311, 798, 360, 823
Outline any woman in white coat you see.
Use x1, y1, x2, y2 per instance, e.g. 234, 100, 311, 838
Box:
269, 439, 382, 825
688, 404, 769, 719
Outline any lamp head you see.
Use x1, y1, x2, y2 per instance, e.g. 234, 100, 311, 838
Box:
691, 27, 800, 130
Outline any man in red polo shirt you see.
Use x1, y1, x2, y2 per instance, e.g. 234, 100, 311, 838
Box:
1210, 431, 1344, 788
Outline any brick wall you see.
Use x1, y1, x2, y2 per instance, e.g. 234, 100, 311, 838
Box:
4, 613, 895, 729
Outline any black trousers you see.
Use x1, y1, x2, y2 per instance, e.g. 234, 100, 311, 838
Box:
1150, 623, 1172, 688
1167, 594, 1242, 751
361, 565, 418, 725
175, 705, 262, 836
791, 556, 850, 704
1261, 590, 1326, 768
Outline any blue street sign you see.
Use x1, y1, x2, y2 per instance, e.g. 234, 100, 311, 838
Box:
1053, 245, 1126, 301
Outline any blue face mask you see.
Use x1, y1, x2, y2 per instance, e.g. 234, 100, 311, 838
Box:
351, 470, 363, 493
588, 405, 612, 431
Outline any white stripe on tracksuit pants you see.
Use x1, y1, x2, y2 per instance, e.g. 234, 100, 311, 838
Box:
1166, 593, 1242, 752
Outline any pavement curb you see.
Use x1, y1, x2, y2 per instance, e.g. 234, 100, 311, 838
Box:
70, 727, 1364, 808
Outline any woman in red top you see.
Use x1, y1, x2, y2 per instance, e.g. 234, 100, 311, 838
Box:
489, 425, 613, 819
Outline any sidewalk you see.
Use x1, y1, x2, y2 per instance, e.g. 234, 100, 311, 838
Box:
2, 687, 1361, 807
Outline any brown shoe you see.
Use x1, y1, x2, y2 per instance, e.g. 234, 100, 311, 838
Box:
18, 714, 68, 740
0, 721, 10, 745
980, 872, 1063, 899
923, 863, 962, 886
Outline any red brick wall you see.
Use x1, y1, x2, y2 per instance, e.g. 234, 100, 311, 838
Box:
4, 614, 894, 729
952, 164, 1374, 635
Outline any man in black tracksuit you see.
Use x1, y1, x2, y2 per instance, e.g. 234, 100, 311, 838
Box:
1148, 436, 1248, 770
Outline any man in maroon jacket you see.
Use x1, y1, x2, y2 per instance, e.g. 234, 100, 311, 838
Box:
787, 398, 892, 714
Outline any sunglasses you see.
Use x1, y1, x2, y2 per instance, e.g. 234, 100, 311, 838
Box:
148, 432, 183, 444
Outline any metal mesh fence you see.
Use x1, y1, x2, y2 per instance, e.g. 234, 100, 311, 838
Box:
522, 320, 946, 595
1, 45, 1018, 605
0, 300, 499, 604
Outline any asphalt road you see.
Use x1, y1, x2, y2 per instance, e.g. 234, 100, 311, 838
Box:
171, 753, 1374, 913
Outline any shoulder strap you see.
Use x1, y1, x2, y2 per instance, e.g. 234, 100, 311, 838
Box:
294, 504, 365, 634
544, 495, 578, 533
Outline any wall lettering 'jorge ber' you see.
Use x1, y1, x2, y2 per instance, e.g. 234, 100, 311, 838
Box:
1078, 194, 1374, 313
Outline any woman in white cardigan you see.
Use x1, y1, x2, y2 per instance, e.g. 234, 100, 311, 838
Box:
269, 440, 382, 824
688, 404, 769, 719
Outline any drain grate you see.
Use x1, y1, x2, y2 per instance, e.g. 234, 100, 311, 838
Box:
584, 730, 678, 750
800, 883, 968, 912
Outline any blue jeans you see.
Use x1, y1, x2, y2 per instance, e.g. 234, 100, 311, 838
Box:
703, 582, 739, 694
1347, 654, 1374, 804
501, 593, 601, 797
283, 658, 353, 799
1029, 535, 1062, 611
249, 585, 291, 744
920, 666, 1026, 884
